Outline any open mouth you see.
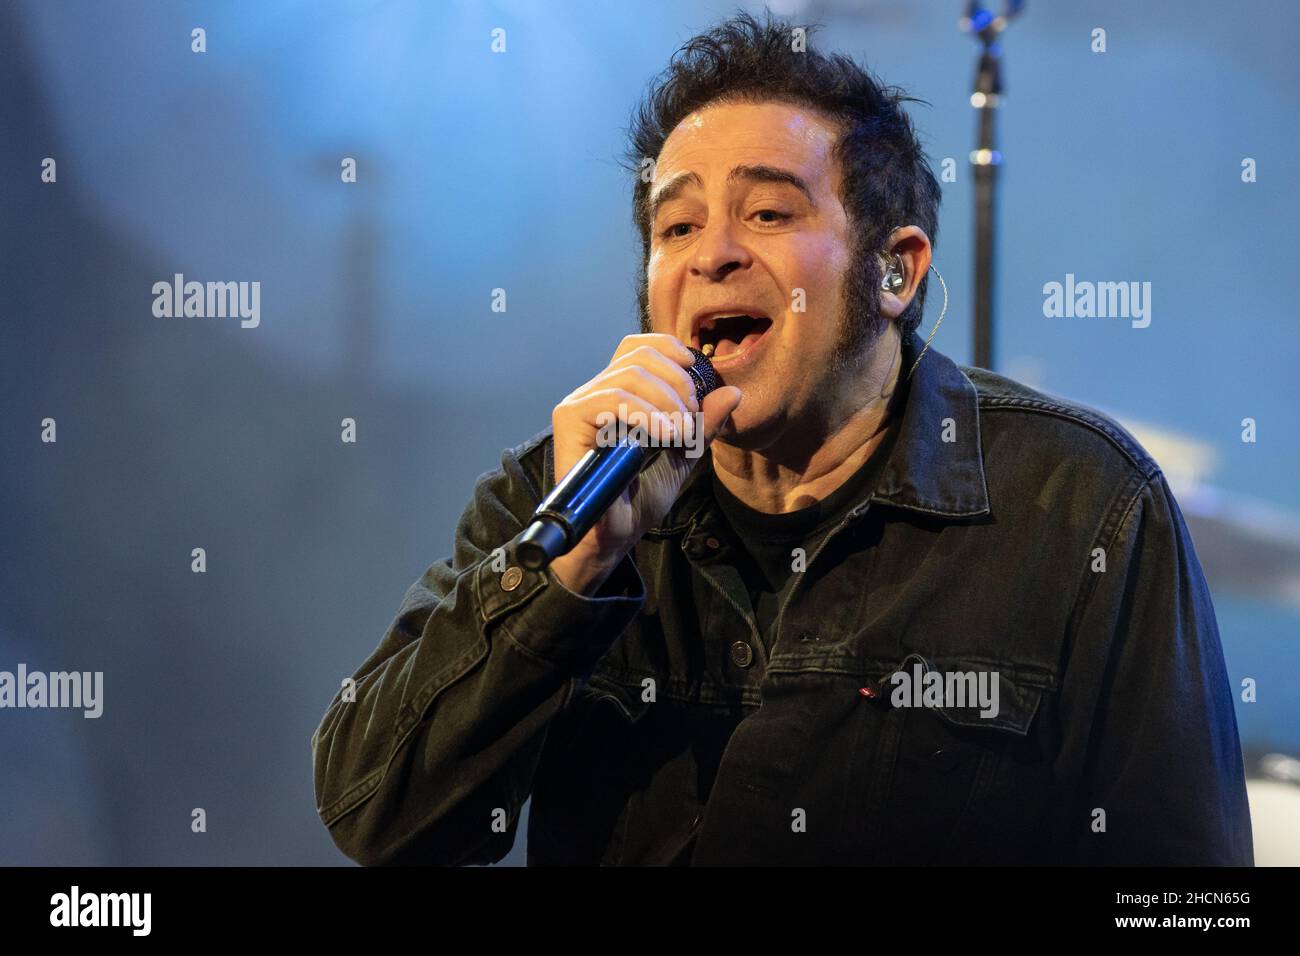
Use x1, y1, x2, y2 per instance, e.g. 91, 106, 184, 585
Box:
694, 314, 773, 360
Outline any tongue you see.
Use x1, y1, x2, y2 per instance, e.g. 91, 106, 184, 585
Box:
714, 329, 763, 358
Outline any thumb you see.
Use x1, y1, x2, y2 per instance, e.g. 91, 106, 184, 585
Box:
698, 386, 743, 443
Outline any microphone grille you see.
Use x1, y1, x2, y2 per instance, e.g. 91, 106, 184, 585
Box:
685, 347, 722, 401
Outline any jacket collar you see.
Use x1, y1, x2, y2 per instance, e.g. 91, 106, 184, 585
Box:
648, 329, 990, 536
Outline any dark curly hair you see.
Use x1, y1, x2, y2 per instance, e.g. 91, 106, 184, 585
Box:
623, 8, 941, 347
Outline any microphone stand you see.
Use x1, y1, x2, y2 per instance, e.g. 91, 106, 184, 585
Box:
961, 0, 1023, 371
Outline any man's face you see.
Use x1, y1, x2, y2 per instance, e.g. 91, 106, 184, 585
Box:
644, 99, 874, 447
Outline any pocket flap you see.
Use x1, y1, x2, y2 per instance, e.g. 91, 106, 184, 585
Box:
879, 652, 1045, 737
579, 672, 655, 723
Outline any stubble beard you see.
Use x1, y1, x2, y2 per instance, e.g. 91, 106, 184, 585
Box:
827, 253, 887, 380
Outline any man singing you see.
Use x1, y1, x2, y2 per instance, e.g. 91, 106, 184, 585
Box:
311, 11, 1253, 866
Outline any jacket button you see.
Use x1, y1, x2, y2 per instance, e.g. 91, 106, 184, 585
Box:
500, 566, 524, 591
730, 641, 753, 668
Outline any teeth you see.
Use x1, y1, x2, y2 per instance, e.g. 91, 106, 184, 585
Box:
695, 313, 766, 353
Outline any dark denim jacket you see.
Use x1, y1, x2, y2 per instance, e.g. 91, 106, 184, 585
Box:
311, 332, 1254, 866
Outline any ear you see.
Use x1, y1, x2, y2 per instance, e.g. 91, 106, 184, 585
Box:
879, 226, 933, 321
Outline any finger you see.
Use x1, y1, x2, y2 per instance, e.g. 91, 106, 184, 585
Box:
555, 387, 678, 482
699, 386, 744, 444
606, 345, 701, 413
582, 364, 692, 420
610, 333, 695, 367
565, 388, 680, 446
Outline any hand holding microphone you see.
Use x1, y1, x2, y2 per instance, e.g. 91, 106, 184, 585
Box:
527, 334, 742, 594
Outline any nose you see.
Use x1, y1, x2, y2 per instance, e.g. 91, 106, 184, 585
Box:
689, 215, 751, 281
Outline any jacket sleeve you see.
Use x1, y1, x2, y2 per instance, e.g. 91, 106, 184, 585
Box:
310, 436, 646, 866
1053, 470, 1254, 865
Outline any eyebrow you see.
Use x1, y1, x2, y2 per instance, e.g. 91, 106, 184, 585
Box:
647, 164, 816, 222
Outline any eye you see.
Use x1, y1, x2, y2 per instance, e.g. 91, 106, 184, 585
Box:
660, 222, 694, 239
753, 209, 791, 225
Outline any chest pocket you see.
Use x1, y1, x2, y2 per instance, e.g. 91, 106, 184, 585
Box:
864, 652, 1052, 864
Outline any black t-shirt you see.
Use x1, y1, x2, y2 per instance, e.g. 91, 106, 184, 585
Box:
711, 421, 897, 653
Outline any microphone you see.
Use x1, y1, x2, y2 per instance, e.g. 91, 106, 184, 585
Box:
516, 345, 721, 570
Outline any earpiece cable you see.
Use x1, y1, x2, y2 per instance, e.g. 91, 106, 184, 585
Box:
906, 262, 947, 382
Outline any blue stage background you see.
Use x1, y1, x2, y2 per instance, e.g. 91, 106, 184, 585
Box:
2, 0, 1297, 864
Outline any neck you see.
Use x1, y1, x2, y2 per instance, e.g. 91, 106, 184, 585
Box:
712, 323, 903, 514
